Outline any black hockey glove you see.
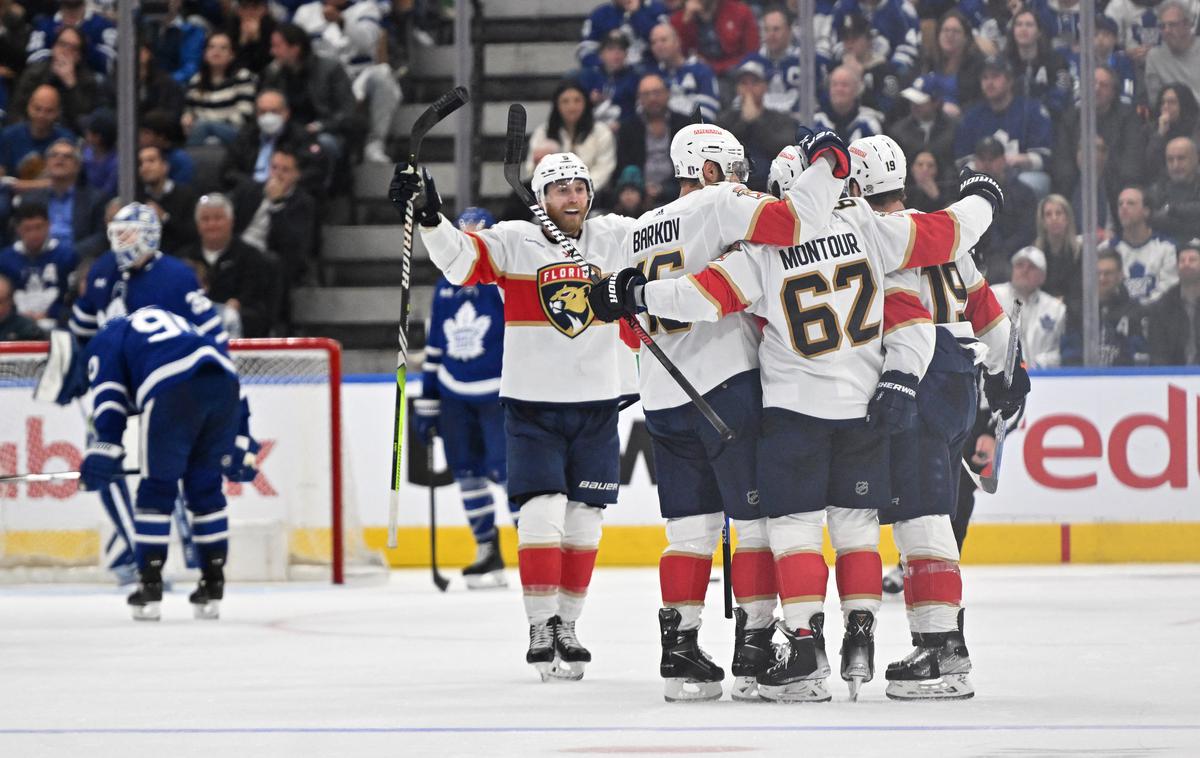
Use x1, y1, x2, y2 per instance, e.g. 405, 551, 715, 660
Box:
587, 268, 647, 323
795, 126, 851, 179
983, 362, 1030, 420
958, 167, 1005, 214
388, 162, 442, 227
866, 370, 919, 434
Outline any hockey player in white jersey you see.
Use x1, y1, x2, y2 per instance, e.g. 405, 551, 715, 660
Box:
841, 136, 1031, 700
595, 123, 851, 703
590, 146, 1004, 702
390, 153, 636, 682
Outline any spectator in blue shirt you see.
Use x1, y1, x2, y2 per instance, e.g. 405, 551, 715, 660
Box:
0, 201, 78, 328
147, 0, 206, 85
739, 7, 805, 116
25, 0, 117, 76
646, 22, 720, 121
829, 0, 920, 76
0, 84, 73, 178
1069, 15, 1136, 108
1005, 8, 1074, 118
578, 0, 668, 69
813, 65, 883, 143
577, 30, 640, 127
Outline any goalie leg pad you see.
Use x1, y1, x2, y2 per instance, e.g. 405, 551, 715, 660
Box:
559, 501, 602, 623
660, 513, 723, 630
769, 512, 828, 633
894, 515, 962, 633
518, 493, 567, 624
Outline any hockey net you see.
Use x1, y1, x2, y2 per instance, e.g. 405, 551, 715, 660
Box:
0, 338, 385, 583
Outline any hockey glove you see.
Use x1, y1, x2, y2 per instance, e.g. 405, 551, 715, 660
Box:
795, 126, 851, 179
958, 167, 1005, 214
865, 370, 919, 434
983, 362, 1030, 420
413, 398, 440, 442
223, 436, 260, 483
80, 442, 124, 491
388, 163, 443, 227
587, 268, 647, 323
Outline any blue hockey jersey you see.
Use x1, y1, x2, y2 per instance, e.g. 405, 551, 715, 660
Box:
739, 48, 808, 115
577, 0, 669, 68
652, 57, 720, 121
26, 9, 118, 75
577, 64, 640, 124
0, 238, 78, 322
829, 0, 920, 74
953, 96, 1054, 166
422, 276, 503, 403
69, 252, 228, 348
84, 308, 238, 445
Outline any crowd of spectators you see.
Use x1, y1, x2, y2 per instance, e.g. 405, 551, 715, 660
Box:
553, 0, 1200, 366
0, 0, 431, 343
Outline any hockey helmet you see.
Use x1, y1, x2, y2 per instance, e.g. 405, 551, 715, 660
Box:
767, 145, 805, 199
670, 124, 747, 184
848, 135, 906, 197
456, 206, 496, 232
107, 202, 161, 271
532, 152, 594, 213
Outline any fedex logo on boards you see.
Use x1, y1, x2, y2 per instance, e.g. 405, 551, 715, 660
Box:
1022, 384, 1196, 490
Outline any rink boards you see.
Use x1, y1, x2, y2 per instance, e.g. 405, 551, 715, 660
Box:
3, 369, 1200, 567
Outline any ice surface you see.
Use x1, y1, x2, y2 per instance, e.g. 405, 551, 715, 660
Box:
2, 565, 1199, 757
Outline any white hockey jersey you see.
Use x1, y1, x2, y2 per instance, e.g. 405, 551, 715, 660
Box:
1101, 234, 1178, 306
627, 159, 845, 410
421, 213, 637, 404
293, 0, 382, 78
642, 194, 995, 418
992, 283, 1065, 369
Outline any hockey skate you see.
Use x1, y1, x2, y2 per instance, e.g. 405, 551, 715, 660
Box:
730, 608, 776, 701
526, 618, 556, 682
756, 624, 831, 703
549, 615, 591, 681
840, 610, 876, 701
462, 536, 507, 590
882, 564, 904, 595
189, 560, 225, 620
127, 562, 164, 622
885, 610, 974, 700
660, 608, 724, 702
810, 612, 832, 678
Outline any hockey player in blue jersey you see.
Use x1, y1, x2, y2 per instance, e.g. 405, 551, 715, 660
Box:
414, 208, 515, 589
69, 203, 230, 584
50, 306, 257, 620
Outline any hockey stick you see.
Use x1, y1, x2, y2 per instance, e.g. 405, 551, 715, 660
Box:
388, 86, 471, 550
502, 104, 734, 442
427, 439, 449, 592
960, 298, 1027, 494
0, 469, 140, 484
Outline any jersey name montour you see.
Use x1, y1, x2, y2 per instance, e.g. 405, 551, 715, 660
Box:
778, 232, 863, 269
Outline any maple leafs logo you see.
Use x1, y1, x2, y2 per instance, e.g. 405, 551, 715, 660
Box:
443, 300, 491, 360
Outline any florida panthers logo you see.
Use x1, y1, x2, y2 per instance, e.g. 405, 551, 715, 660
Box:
537, 263, 595, 338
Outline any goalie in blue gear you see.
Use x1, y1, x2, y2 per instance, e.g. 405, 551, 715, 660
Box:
415, 207, 515, 589
67, 202, 232, 585
53, 306, 257, 621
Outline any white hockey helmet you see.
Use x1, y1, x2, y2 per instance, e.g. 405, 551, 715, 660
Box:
107, 202, 162, 271
767, 145, 805, 198
532, 152, 594, 212
847, 134, 906, 197
670, 124, 747, 184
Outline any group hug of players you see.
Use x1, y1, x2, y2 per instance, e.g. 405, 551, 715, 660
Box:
390, 120, 1031, 703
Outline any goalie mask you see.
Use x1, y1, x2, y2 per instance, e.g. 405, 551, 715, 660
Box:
107, 202, 161, 271
848, 135, 906, 197
670, 124, 747, 185
767, 145, 805, 199
532, 152, 594, 215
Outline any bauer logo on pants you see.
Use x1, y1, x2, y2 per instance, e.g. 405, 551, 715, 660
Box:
538, 263, 595, 338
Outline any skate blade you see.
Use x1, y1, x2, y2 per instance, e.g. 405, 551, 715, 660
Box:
664, 677, 723, 703
847, 674, 865, 702
731, 676, 765, 702
130, 602, 161, 622
532, 661, 554, 682
547, 658, 586, 681
192, 600, 220, 620
885, 674, 974, 700
757, 679, 832, 703
464, 571, 508, 590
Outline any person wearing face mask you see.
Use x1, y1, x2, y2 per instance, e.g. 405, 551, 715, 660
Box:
221, 88, 328, 197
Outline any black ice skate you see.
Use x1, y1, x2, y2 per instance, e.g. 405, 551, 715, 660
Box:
526, 618, 556, 682
756, 624, 831, 703
462, 536, 507, 590
127, 561, 164, 622
731, 608, 776, 701
885, 609, 974, 700
549, 615, 591, 681
840, 610, 876, 701
659, 608, 724, 702
882, 563, 904, 595
189, 557, 225, 620
810, 612, 831, 679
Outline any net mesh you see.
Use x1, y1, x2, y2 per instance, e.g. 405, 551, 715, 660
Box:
0, 342, 382, 582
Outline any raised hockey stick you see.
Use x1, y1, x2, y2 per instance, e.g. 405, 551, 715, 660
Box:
427, 439, 450, 591
962, 299, 1023, 494
0, 469, 140, 484
388, 86, 471, 550
503, 104, 734, 442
